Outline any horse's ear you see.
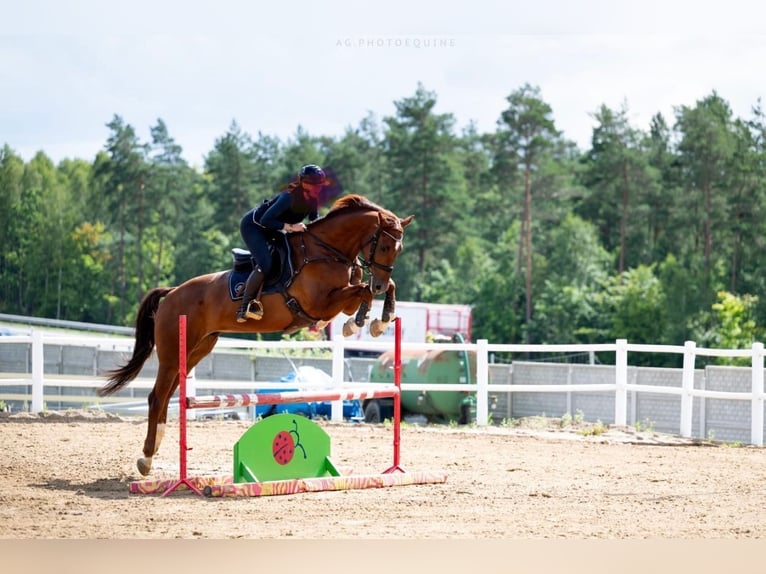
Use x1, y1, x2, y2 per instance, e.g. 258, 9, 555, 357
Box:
400, 215, 414, 228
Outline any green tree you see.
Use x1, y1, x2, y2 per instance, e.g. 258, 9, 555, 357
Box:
656, 254, 699, 346
690, 291, 760, 365
67, 221, 113, 322
322, 115, 386, 202
531, 213, 613, 343
644, 112, 681, 261
6, 158, 48, 314
383, 83, 465, 300
599, 265, 668, 362
495, 83, 560, 339
674, 92, 737, 297
204, 121, 259, 247
146, 118, 204, 289
54, 158, 96, 318
0, 146, 25, 310
470, 225, 526, 344
95, 115, 150, 323
579, 103, 659, 272
456, 122, 503, 273
725, 105, 766, 297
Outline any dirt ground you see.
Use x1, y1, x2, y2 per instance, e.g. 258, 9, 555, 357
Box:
2, 410, 766, 539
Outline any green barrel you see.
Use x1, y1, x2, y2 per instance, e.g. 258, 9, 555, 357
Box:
369, 348, 476, 423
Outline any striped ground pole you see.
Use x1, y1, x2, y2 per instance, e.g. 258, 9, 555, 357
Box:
129, 471, 448, 497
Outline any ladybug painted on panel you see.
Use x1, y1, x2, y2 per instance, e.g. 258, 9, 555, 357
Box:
271, 419, 307, 465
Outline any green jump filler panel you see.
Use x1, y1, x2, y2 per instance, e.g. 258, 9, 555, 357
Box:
233, 413, 341, 483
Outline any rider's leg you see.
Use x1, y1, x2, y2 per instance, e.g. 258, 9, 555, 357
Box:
236, 265, 266, 322
238, 217, 272, 323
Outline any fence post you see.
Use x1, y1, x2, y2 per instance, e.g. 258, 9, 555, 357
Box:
614, 339, 627, 426
476, 339, 489, 426
751, 342, 764, 447
680, 340, 696, 438
31, 328, 44, 413
330, 336, 345, 421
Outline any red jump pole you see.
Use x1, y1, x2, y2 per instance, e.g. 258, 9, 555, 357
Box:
384, 316, 405, 473
162, 314, 203, 497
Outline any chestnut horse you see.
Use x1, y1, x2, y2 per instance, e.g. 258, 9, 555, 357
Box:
98, 194, 413, 476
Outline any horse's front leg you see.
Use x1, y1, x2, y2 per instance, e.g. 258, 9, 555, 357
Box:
369, 280, 396, 337
338, 286, 372, 337
348, 297, 370, 330
350, 261, 363, 285
334, 263, 367, 336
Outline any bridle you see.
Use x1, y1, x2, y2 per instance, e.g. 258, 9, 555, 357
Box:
303, 217, 402, 275
357, 226, 402, 274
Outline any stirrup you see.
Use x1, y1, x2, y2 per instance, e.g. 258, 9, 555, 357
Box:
236, 300, 262, 323
243, 300, 264, 321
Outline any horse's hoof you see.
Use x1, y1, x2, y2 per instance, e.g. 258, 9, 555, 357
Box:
343, 321, 360, 337
137, 457, 152, 476
369, 319, 388, 338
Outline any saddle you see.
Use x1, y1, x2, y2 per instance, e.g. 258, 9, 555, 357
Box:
228, 234, 295, 301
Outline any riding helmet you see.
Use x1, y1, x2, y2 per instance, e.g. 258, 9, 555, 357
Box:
299, 164, 327, 185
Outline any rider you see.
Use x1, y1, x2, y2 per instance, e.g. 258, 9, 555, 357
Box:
236, 164, 327, 322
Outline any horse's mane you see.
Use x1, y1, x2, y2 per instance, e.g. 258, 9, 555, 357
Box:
321, 194, 388, 221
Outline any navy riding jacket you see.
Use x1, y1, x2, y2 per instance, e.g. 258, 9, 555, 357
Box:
240, 189, 319, 274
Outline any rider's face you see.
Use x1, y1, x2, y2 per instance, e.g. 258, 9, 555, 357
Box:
301, 181, 323, 196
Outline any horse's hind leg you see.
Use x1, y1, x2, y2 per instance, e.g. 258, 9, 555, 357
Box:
137, 365, 177, 476
137, 333, 220, 476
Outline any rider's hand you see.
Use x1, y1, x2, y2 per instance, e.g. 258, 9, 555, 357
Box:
286, 223, 307, 233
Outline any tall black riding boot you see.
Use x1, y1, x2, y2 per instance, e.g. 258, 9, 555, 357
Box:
236, 266, 266, 322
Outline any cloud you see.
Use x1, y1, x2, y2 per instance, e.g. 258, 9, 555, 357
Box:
2, 3, 764, 165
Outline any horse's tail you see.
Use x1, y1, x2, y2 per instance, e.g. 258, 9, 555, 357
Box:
98, 287, 175, 397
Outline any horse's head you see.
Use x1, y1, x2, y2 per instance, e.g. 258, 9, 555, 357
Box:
310, 195, 414, 295
359, 210, 414, 294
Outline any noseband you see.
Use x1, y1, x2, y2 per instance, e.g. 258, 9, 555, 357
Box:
358, 227, 401, 274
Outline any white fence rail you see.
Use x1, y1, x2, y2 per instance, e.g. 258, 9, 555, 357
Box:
1, 331, 765, 446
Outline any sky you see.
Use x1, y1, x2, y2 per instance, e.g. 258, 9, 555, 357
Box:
2, 0, 765, 168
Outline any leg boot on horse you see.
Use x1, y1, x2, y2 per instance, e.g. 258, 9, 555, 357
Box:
236, 266, 265, 322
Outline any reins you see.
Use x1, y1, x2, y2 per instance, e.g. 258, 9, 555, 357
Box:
303, 229, 356, 267
302, 217, 401, 275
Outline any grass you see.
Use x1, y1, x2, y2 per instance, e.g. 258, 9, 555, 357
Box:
577, 420, 608, 436
635, 417, 656, 434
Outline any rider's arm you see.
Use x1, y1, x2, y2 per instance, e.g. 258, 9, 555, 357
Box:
259, 193, 294, 231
